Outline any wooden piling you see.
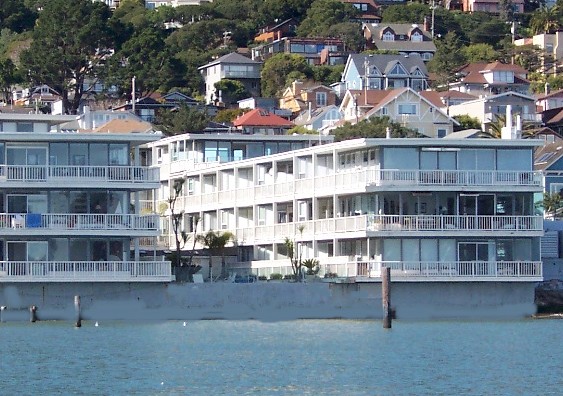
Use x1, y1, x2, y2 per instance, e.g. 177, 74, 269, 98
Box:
29, 305, 37, 323
74, 295, 81, 328
382, 266, 392, 329
0, 306, 6, 323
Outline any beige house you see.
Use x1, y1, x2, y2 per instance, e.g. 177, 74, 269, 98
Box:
514, 32, 563, 75
338, 88, 458, 137
279, 80, 338, 114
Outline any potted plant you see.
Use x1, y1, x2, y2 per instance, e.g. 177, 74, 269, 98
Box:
302, 258, 320, 281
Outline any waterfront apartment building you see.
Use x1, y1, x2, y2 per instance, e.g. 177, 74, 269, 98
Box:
176, 138, 543, 282
0, 113, 170, 282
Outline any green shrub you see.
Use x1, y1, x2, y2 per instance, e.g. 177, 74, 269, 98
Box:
324, 272, 338, 278
270, 273, 283, 280
258, 275, 267, 281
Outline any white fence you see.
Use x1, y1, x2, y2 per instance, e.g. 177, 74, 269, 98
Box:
0, 213, 158, 231
0, 261, 172, 282
0, 165, 159, 183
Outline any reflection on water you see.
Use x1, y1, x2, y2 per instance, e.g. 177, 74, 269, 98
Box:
0, 319, 561, 395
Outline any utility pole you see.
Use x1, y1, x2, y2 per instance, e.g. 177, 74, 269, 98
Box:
431, 0, 435, 39
511, 21, 516, 65
131, 75, 136, 113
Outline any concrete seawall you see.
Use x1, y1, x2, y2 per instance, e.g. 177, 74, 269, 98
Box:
0, 281, 538, 322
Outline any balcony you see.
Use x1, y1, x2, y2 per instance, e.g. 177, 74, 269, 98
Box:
0, 165, 159, 186
236, 214, 542, 242
326, 169, 542, 189
1, 213, 159, 235
230, 259, 542, 282
0, 261, 172, 282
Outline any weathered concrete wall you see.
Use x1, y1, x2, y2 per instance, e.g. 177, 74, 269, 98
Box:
0, 281, 538, 322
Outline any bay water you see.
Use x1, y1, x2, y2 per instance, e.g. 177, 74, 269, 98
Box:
1, 319, 561, 395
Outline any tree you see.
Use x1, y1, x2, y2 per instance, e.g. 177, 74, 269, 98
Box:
284, 225, 305, 281
498, 0, 515, 22
167, 179, 201, 282
214, 79, 249, 106
428, 32, 466, 88
0, 0, 36, 33
536, 192, 563, 218
214, 108, 250, 123
108, 25, 174, 97
260, 53, 312, 97
453, 115, 482, 131
297, 0, 358, 37
530, 6, 561, 34
154, 105, 211, 136
462, 44, 498, 63
20, 0, 114, 114
197, 230, 236, 279
312, 65, 344, 86
332, 116, 419, 142
0, 57, 22, 104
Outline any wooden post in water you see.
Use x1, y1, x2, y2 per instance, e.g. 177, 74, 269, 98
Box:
382, 266, 392, 329
29, 305, 37, 323
0, 306, 6, 323
74, 295, 81, 328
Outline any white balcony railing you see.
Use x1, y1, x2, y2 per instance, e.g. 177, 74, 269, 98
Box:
0, 261, 172, 282
366, 214, 543, 232
0, 165, 159, 183
235, 214, 542, 242
0, 213, 159, 231
230, 260, 542, 281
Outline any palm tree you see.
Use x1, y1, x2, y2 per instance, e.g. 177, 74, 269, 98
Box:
530, 6, 561, 35
197, 230, 236, 280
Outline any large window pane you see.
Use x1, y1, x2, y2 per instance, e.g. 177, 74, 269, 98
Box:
90, 144, 108, 166
109, 144, 128, 165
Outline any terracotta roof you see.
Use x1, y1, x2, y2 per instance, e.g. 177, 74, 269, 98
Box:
419, 91, 445, 108
90, 119, 154, 134
481, 61, 527, 74
347, 89, 403, 107
232, 108, 294, 127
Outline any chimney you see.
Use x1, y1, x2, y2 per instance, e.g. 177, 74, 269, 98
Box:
423, 16, 430, 32
545, 82, 550, 96
308, 101, 312, 121
293, 80, 303, 95
386, 127, 391, 139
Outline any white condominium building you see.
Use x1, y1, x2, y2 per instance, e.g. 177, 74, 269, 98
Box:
179, 137, 543, 281
0, 113, 170, 282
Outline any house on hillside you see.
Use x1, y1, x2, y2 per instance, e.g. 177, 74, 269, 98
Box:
448, 92, 540, 131
293, 105, 343, 133
462, 0, 524, 13
338, 88, 458, 137
279, 81, 338, 115
537, 89, 563, 112
340, 0, 381, 23
449, 62, 530, 97
515, 32, 563, 75
341, 54, 429, 92
362, 22, 436, 61
254, 18, 298, 43
232, 108, 294, 135
198, 52, 262, 105
251, 37, 348, 66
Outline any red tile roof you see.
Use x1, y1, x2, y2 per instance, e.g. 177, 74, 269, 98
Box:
232, 108, 294, 127
419, 91, 445, 108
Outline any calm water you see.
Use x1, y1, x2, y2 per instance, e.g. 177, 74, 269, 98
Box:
0, 319, 561, 395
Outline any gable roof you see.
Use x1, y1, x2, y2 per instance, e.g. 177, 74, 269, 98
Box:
364, 23, 436, 52
345, 53, 428, 79
232, 108, 294, 127
90, 119, 155, 134
198, 52, 261, 70
294, 105, 341, 126
419, 90, 445, 108
454, 62, 529, 84
534, 140, 563, 171
536, 88, 563, 101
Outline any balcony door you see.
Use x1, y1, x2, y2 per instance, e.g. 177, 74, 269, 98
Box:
7, 241, 48, 261
6, 146, 47, 180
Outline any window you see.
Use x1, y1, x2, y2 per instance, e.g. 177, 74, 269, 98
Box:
398, 104, 417, 115
437, 129, 447, 138
16, 122, 33, 133
389, 63, 407, 75
382, 31, 394, 42
381, 107, 388, 115
316, 92, 327, 106
411, 32, 423, 42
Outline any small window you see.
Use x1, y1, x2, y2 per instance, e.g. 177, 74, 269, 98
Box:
16, 122, 33, 133
398, 104, 417, 115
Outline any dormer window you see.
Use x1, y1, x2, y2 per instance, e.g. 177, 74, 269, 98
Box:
411, 32, 423, 42
382, 31, 394, 42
